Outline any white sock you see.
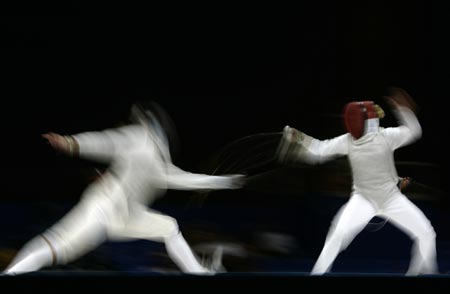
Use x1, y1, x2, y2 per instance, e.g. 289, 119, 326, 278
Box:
165, 232, 209, 273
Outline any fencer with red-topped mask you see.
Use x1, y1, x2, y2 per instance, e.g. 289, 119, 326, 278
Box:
277, 87, 438, 275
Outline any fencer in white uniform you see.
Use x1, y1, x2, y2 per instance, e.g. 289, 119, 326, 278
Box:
277, 88, 438, 275
3, 104, 244, 275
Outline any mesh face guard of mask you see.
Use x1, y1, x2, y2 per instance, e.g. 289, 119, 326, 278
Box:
343, 101, 384, 139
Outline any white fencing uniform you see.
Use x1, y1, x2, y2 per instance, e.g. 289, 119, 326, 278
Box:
283, 106, 438, 275
4, 123, 241, 274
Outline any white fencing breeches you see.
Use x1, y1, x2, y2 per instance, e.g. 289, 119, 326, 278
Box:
311, 192, 437, 275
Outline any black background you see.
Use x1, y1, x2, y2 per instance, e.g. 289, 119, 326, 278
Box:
1, 2, 450, 284
1, 2, 448, 201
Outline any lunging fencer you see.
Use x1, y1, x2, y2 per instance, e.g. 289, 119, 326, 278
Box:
3, 102, 244, 275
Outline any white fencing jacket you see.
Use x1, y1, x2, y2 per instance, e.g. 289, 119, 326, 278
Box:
293, 106, 422, 201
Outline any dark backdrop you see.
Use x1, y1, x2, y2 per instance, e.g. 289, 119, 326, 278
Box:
1, 1, 449, 275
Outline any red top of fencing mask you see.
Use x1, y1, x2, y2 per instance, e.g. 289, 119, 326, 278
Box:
344, 101, 378, 139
